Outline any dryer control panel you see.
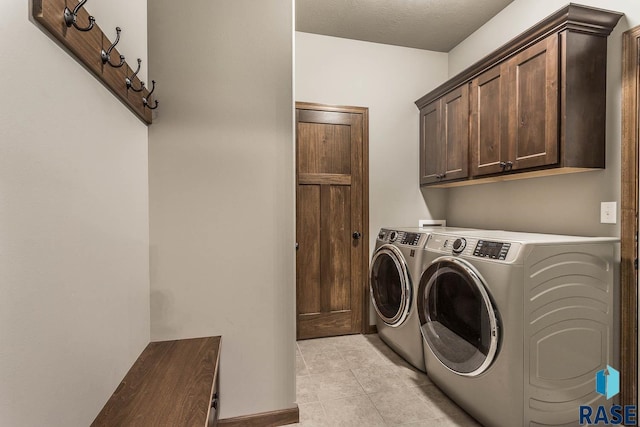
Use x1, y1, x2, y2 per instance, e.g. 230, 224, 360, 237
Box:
427, 233, 521, 263
474, 240, 512, 260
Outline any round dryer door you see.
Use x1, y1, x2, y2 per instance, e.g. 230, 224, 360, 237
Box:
418, 257, 499, 376
370, 244, 412, 327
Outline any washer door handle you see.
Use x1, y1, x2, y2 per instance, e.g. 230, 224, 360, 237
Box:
352, 231, 361, 240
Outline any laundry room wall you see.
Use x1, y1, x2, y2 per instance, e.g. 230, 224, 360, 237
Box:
445, 0, 640, 237
0, 1, 150, 426
148, 0, 296, 420
295, 32, 449, 256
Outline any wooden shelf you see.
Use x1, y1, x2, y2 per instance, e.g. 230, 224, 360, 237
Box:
92, 336, 221, 427
33, 0, 153, 124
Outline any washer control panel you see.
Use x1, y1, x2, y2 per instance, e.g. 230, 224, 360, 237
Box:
377, 229, 427, 247
401, 232, 422, 246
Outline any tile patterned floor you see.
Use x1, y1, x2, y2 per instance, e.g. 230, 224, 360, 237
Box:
292, 334, 482, 426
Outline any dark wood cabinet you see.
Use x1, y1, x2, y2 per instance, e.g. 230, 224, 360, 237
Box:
420, 85, 469, 185
506, 34, 559, 172
471, 35, 558, 177
416, 4, 623, 187
470, 63, 509, 176
420, 100, 439, 184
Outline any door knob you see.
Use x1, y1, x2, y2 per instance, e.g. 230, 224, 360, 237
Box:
352, 231, 361, 240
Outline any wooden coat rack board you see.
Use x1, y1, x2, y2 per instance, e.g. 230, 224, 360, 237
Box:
33, 0, 155, 125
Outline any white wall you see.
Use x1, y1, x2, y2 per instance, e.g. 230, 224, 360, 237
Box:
445, 0, 640, 236
0, 2, 150, 426
148, 0, 295, 419
295, 32, 449, 254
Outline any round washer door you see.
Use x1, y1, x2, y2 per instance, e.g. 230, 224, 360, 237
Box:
418, 256, 499, 376
369, 244, 412, 327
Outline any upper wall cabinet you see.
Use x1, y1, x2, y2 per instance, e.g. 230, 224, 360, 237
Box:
471, 34, 559, 177
469, 62, 509, 176
420, 85, 469, 185
415, 4, 623, 187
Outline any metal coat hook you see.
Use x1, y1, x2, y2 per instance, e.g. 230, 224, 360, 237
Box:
143, 80, 159, 110
101, 27, 125, 68
63, 0, 95, 32
126, 59, 145, 92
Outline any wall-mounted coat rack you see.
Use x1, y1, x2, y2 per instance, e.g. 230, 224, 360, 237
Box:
33, 0, 157, 125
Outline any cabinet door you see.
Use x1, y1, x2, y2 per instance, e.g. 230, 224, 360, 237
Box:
441, 85, 469, 181
420, 100, 442, 185
470, 64, 509, 176
506, 34, 559, 170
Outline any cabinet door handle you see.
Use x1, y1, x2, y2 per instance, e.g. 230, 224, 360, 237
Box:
506, 161, 513, 170
499, 161, 507, 170
352, 231, 361, 240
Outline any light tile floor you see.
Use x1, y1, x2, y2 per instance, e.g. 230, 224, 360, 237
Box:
291, 334, 482, 426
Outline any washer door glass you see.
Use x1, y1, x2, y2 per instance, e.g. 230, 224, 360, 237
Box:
418, 257, 499, 376
369, 245, 411, 326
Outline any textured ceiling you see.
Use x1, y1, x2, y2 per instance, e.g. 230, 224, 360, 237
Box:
296, 0, 515, 52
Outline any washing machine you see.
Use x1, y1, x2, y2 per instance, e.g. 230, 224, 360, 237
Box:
370, 227, 430, 371
416, 230, 618, 427
370, 227, 468, 371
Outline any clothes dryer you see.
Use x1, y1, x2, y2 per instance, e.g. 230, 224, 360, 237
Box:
417, 230, 618, 426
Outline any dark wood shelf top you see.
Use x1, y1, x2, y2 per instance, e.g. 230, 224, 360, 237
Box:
92, 336, 221, 427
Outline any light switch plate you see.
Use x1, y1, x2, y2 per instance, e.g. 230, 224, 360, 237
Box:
600, 202, 617, 224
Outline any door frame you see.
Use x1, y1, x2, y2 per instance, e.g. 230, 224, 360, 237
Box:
621, 26, 639, 407
295, 102, 371, 335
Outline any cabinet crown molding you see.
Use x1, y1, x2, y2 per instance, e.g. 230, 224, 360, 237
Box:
415, 3, 623, 109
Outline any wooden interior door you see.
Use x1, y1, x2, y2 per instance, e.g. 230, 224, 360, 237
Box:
296, 103, 368, 340
621, 25, 640, 408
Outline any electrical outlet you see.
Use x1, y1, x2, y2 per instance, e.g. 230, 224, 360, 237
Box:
600, 202, 617, 224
